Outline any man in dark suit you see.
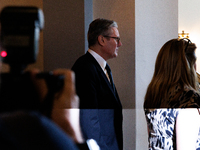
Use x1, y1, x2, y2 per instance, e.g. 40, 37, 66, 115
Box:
72, 18, 123, 150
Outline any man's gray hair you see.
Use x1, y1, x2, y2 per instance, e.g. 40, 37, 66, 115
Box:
87, 18, 118, 48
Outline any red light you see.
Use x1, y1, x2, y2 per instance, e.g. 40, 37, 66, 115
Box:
1, 51, 7, 57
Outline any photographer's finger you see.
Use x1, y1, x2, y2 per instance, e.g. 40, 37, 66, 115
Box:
29, 68, 40, 76
53, 69, 76, 92
29, 69, 48, 101
53, 69, 79, 108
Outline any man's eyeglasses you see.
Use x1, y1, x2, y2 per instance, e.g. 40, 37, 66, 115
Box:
103, 36, 121, 44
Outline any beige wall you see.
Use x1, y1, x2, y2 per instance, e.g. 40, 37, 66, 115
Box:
42, 0, 90, 71
0, 0, 43, 72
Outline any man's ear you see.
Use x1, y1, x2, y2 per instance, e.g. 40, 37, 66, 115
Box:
98, 35, 105, 46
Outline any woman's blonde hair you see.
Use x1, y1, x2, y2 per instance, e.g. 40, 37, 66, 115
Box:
144, 38, 198, 108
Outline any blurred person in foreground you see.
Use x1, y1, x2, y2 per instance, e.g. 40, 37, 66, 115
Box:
144, 38, 200, 150
0, 6, 99, 149
0, 50, 99, 150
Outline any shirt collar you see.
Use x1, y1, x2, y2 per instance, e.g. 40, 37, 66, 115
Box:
88, 49, 107, 70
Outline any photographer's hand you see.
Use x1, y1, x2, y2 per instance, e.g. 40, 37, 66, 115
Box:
30, 69, 84, 144
51, 69, 84, 144
51, 69, 79, 109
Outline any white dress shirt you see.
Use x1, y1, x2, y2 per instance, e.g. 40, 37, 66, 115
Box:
88, 49, 110, 82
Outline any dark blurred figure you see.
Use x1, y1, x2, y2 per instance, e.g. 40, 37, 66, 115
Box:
0, 6, 99, 150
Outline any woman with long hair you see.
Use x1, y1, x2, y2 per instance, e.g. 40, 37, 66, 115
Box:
144, 38, 200, 150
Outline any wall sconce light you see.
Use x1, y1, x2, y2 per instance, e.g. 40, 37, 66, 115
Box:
178, 30, 189, 39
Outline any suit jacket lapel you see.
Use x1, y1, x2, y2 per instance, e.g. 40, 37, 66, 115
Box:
86, 52, 122, 107
99, 70, 122, 107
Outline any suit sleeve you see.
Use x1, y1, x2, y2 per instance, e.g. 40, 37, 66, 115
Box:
80, 109, 112, 150
72, 64, 110, 149
73, 63, 100, 109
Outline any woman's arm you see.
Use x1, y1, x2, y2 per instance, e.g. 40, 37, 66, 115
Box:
176, 108, 200, 150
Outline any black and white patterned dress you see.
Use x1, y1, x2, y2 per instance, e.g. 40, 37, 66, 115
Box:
145, 109, 200, 150
144, 86, 200, 150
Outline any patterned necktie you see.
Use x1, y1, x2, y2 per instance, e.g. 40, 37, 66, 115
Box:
105, 64, 115, 93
